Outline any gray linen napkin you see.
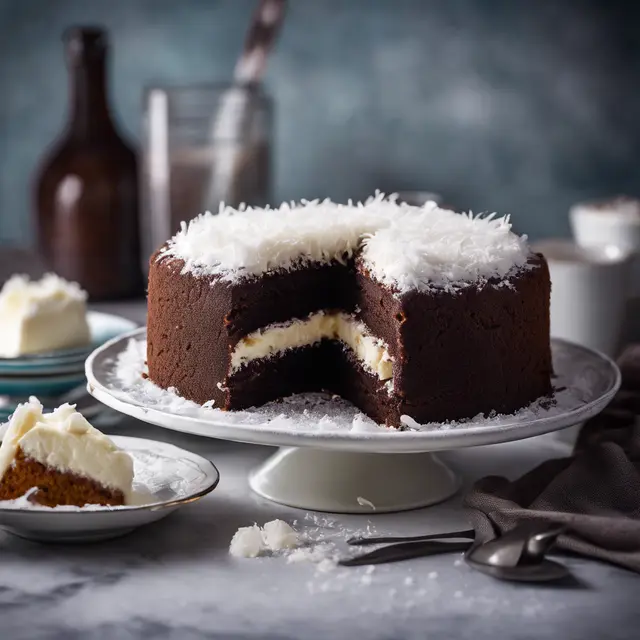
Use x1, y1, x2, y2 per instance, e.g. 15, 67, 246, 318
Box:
464, 345, 640, 573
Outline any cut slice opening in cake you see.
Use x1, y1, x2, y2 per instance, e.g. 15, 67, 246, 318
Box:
0, 398, 134, 507
230, 311, 393, 382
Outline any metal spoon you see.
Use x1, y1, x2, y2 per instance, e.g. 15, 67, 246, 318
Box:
339, 540, 472, 567
465, 522, 569, 582
347, 528, 475, 547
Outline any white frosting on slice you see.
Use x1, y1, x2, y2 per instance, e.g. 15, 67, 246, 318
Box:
230, 312, 393, 381
0, 398, 134, 503
160, 194, 530, 292
0, 274, 91, 357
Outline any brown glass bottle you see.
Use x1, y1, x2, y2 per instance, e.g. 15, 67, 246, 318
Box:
34, 27, 143, 300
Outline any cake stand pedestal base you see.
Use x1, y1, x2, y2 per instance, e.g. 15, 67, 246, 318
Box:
249, 448, 460, 514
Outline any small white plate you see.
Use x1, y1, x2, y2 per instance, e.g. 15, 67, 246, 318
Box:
0, 436, 219, 542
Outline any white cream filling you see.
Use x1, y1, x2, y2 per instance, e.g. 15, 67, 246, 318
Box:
230, 312, 393, 381
0, 398, 134, 503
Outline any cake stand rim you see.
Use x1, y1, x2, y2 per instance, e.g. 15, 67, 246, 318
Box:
86, 329, 620, 454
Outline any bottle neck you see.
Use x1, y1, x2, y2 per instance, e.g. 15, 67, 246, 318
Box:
67, 56, 115, 140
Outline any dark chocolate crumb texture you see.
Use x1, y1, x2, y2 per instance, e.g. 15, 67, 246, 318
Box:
146, 196, 552, 427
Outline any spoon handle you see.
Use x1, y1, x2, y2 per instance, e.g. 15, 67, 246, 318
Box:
339, 540, 472, 567
347, 528, 475, 547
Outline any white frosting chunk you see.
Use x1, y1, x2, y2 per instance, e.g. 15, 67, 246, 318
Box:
262, 519, 299, 551
229, 524, 265, 558
0, 274, 91, 357
160, 194, 530, 292
230, 312, 393, 381
0, 398, 134, 503
229, 520, 300, 558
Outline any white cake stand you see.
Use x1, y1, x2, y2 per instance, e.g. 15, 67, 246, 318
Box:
86, 330, 620, 514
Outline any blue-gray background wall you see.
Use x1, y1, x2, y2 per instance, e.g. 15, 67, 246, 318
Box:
1, 0, 639, 246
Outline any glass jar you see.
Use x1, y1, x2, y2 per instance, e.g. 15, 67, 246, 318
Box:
141, 84, 272, 264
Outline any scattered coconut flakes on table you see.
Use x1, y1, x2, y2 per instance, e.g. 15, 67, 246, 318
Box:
228, 514, 383, 570
357, 496, 376, 510
287, 545, 338, 570
225, 514, 469, 602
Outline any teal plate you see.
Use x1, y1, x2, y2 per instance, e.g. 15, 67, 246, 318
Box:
0, 371, 87, 397
0, 385, 122, 426
0, 312, 138, 376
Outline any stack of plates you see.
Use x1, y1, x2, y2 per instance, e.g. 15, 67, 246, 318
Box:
0, 312, 137, 422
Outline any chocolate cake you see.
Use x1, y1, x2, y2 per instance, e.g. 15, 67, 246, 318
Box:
147, 195, 552, 427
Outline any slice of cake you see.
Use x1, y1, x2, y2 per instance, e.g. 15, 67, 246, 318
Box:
0, 398, 134, 507
0, 274, 91, 357
147, 195, 552, 427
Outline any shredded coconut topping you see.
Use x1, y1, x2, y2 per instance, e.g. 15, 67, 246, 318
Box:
361, 209, 530, 291
159, 193, 530, 292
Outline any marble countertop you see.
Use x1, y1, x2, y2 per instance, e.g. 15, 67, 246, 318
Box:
1, 301, 639, 640
2, 427, 638, 640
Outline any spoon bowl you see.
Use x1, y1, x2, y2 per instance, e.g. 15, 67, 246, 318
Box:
465, 557, 569, 582
465, 522, 569, 582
